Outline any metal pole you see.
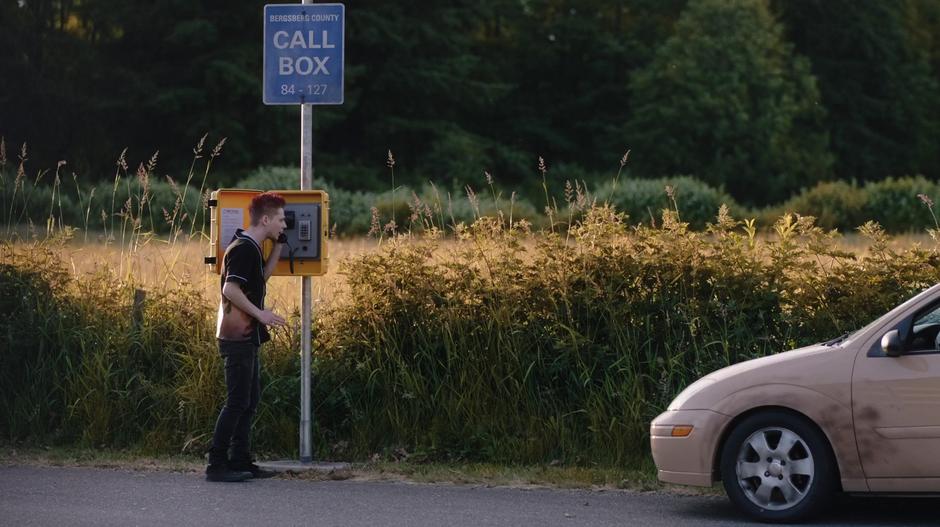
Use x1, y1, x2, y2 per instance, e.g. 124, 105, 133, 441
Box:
300, 100, 314, 462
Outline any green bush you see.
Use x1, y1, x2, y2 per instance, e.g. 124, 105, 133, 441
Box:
312, 210, 940, 464
237, 165, 408, 236
763, 176, 940, 232
863, 176, 940, 232
0, 241, 302, 454
0, 248, 80, 440
7, 166, 940, 237
236, 166, 545, 236
766, 180, 867, 231
595, 175, 744, 229
235, 165, 313, 190
0, 173, 205, 236
7, 205, 938, 466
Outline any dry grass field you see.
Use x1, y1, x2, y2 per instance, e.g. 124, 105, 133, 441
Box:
44, 235, 378, 314
41, 229, 938, 308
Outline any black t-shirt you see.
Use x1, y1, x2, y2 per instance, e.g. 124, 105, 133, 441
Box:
220, 229, 270, 345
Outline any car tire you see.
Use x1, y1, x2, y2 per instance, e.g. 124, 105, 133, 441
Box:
719, 410, 837, 523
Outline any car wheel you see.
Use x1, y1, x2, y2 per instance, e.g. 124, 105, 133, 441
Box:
719, 410, 837, 523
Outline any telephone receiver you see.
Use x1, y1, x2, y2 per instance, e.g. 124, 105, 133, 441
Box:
275, 231, 298, 274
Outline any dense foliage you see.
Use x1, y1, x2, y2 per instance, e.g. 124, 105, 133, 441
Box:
2, 0, 938, 203
626, 0, 831, 204
774, 0, 940, 182
4, 149, 940, 237
4, 202, 940, 464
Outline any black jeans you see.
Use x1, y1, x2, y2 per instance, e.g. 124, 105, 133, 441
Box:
208, 340, 260, 466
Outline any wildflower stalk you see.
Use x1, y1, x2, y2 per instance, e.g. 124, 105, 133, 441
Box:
387, 149, 396, 225
6, 143, 27, 237
191, 137, 225, 237
111, 148, 128, 242
918, 193, 940, 243
539, 156, 554, 234
485, 170, 501, 226
180, 134, 206, 226
606, 150, 630, 205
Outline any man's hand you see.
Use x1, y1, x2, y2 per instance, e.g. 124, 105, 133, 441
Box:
257, 309, 287, 327
222, 284, 286, 327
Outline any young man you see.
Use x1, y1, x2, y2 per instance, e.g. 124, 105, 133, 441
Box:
206, 192, 288, 482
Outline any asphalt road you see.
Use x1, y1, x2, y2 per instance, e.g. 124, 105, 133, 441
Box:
1, 465, 938, 526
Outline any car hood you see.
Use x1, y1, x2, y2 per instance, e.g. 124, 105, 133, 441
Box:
667, 343, 854, 411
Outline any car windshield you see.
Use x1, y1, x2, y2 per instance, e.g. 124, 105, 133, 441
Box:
821, 285, 940, 346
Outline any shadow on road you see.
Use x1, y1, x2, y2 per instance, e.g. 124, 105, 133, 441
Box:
672, 492, 940, 525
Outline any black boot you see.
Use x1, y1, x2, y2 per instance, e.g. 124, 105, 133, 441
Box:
205, 464, 253, 482
228, 460, 278, 479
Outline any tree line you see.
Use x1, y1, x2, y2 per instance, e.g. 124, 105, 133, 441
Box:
1, 0, 938, 205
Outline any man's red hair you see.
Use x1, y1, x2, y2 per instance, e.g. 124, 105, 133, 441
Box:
249, 192, 286, 224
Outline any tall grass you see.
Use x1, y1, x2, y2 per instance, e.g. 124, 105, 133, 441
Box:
3, 139, 940, 466
0, 136, 267, 452
0, 240, 303, 454
315, 205, 940, 464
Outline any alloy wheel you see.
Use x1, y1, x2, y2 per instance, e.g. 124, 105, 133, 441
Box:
735, 427, 815, 511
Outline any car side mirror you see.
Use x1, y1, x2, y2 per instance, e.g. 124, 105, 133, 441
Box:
881, 329, 903, 357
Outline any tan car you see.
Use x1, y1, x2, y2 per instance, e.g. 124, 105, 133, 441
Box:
651, 283, 940, 522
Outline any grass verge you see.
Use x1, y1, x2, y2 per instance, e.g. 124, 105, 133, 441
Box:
0, 444, 722, 496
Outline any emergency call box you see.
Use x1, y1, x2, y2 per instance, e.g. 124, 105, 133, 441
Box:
205, 188, 329, 276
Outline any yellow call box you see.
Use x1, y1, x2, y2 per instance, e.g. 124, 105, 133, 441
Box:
205, 188, 329, 276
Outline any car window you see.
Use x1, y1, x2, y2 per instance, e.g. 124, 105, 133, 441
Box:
910, 302, 940, 352
850, 285, 939, 345
915, 307, 940, 325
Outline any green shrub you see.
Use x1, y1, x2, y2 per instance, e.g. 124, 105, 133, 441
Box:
766, 180, 867, 231
4, 206, 940, 465
7, 166, 940, 238
761, 176, 940, 232
236, 165, 313, 190
1, 173, 205, 236
0, 240, 305, 454
237, 166, 386, 236
316, 209, 939, 465
0, 247, 80, 440
863, 176, 940, 232
236, 166, 545, 236
595, 175, 744, 229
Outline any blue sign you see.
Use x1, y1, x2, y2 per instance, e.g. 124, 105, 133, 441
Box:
263, 4, 344, 105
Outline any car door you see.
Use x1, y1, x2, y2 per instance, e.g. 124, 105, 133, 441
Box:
852, 300, 940, 481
